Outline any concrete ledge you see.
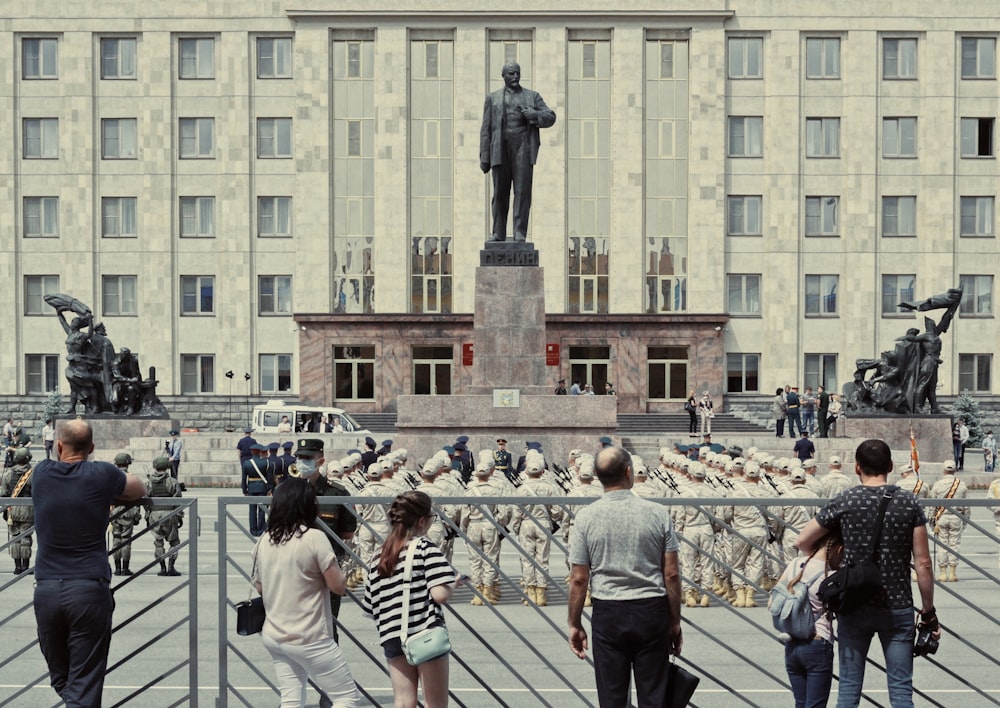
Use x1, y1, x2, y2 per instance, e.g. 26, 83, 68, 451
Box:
396, 394, 617, 429
841, 415, 953, 463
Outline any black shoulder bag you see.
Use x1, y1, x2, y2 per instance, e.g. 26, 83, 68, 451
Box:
816, 487, 895, 615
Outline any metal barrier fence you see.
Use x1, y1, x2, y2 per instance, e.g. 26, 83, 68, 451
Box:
2, 493, 998, 707
0, 497, 198, 707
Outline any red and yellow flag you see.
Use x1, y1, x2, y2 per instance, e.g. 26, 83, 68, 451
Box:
910, 427, 920, 475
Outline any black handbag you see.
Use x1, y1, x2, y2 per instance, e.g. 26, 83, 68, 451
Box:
236, 542, 266, 636
665, 658, 700, 707
817, 487, 895, 615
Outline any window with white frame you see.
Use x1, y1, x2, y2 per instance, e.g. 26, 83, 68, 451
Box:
728, 116, 763, 157
804, 353, 837, 391
180, 276, 214, 315
26, 354, 59, 394
179, 118, 214, 158
882, 196, 916, 237
958, 274, 993, 316
883, 117, 916, 158
259, 276, 292, 315
23, 197, 58, 237
647, 346, 689, 400
881, 274, 916, 316
257, 37, 292, 78
22, 38, 57, 79
805, 196, 839, 236
257, 118, 292, 158
959, 354, 991, 393
102, 275, 137, 316
180, 196, 214, 237
727, 353, 760, 393
334, 345, 376, 400
102, 197, 137, 238
960, 196, 994, 237
961, 37, 995, 79
259, 354, 292, 393
101, 118, 137, 159
727, 274, 761, 315
727, 196, 762, 235
806, 37, 840, 78
806, 118, 840, 157
101, 38, 136, 79
883, 38, 917, 79
728, 37, 763, 79
960, 117, 994, 157
258, 196, 292, 237
23, 118, 58, 158
179, 38, 214, 79
181, 354, 214, 393
24, 275, 59, 315
412, 346, 452, 395
805, 274, 839, 316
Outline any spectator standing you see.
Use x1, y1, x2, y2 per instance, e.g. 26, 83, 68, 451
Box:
801, 387, 817, 436
953, 420, 969, 470
166, 429, 183, 480
785, 387, 801, 438
685, 389, 698, 437
826, 395, 842, 438
698, 391, 714, 436
984, 430, 997, 473
42, 419, 55, 459
569, 380, 582, 395
817, 385, 830, 438
773, 387, 787, 438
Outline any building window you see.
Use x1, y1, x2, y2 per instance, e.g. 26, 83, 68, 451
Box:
101, 118, 137, 159
347, 41, 363, 78
180, 196, 214, 237
883, 117, 917, 158
881, 274, 916, 316
257, 37, 292, 78
727, 274, 761, 316
960, 118, 994, 157
959, 354, 991, 393
727, 353, 760, 394
181, 354, 214, 393
23, 197, 59, 238
26, 355, 59, 394
567, 236, 609, 313
805, 196, 839, 236
23, 38, 58, 79
102, 275, 137, 316
883, 38, 917, 79
961, 37, 995, 79
23, 118, 58, 158
179, 37, 214, 79
412, 346, 452, 395
806, 117, 840, 157
334, 345, 375, 399
181, 276, 214, 315
959, 275, 993, 316
882, 196, 916, 237
806, 37, 840, 78
259, 354, 292, 393
659, 42, 674, 79
101, 38, 137, 79
728, 116, 763, 157
25, 275, 59, 315
102, 197, 137, 238
411, 237, 452, 314
727, 196, 762, 236
804, 354, 837, 391
258, 196, 292, 237
728, 37, 763, 79
257, 118, 292, 158
644, 237, 687, 314
259, 275, 292, 315
805, 274, 839, 316
569, 346, 611, 395
647, 346, 688, 400
960, 196, 994, 237
179, 118, 214, 158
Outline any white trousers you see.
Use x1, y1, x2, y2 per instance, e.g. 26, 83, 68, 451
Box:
261, 633, 361, 708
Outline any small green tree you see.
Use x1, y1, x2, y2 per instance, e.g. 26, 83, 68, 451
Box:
952, 391, 984, 446
43, 389, 62, 424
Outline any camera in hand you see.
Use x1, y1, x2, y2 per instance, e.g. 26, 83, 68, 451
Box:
164, 441, 170, 451
913, 627, 939, 657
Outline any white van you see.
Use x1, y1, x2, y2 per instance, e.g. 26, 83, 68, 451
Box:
252, 400, 372, 436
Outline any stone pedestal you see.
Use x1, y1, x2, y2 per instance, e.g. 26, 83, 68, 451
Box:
57, 416, 180, 456
841, 415, 953, 463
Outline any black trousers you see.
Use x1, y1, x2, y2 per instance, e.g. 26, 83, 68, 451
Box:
491, 130, 533, 240
591, 596, 671, 707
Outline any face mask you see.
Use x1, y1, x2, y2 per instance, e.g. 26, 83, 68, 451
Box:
297, 458, 318, 477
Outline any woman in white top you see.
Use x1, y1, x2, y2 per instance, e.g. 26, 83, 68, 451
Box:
253, 478, 360, 707
698, 391, 714, 435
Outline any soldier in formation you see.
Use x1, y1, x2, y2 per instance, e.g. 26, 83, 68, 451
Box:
1, 447, 35, 574
146, 456, 183, 576
929, 460, 969, 582
110, 453, 143, 576
512, 451, 564, 606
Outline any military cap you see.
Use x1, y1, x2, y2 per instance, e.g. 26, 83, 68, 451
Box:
367, 464, 382, 479
250, 443, 265, 452
943, 460, 956, 471
558, 378, 566, 384
13, 448, 31, 464
732, 457, 745, 467
380, 458, 393, 472
829, 455, 842, 465
268, 442, 280, 451
899, 463, 913, 474
496, 438, 507, 444
456, 435, 469, 444
790, 469, 807, 482
396, 448, 408, 459
169, 430, 179, 436
113, 452, 132, 467
364, 436, 376, 448
803, 459, 817, 469
690, 464, 706, 479
243, 427, 254, 433
296, 438, 324, 456
598, 436, 613, 446
282, 441, 293, 450
339, 458, 353, 472
347, 448, 361, 456
381, 439, 393, 447
454, 441, 467, 451
152, 456, 171, 471
420, 462, 438, 478
577, 458, 595, 479
442, 445, 456, 455
744, 462, 761, 479
348, 452, 363, 465
474, 464, 492, 477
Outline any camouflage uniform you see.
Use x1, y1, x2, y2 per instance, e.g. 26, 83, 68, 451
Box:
146, 457, 183, 576
512, 469, 564, 604
930, 467, 969, 581
461, 469, 511, 604
1, 450, 34, 573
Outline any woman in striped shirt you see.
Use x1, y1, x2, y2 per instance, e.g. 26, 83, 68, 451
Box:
362, 490, 459, 708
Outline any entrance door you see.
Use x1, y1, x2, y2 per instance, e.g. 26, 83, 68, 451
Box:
569, 346, 610, 393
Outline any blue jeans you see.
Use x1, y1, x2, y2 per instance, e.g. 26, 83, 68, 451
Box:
787, 409, 801, 437
802, 410, 816, 435
785, 638, 833, 708
591, 596, 671, 708
34, 578, 115, 707
836, 607, 915, 708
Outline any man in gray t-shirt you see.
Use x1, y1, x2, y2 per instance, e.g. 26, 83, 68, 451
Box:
568, 446, 682, 707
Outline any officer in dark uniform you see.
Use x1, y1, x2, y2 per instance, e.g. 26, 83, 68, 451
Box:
298, 438, 358, 642
360, 437, 378, 470
276, 441, 296, 486
241, 444, 273, 536
453, 439, 474, 484
267, 442, 285, 486
376, 438, 393, 458
493, 438, 514, 484
236, 427, 257, 463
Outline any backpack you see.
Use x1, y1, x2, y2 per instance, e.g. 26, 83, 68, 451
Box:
769, 561, 825, 639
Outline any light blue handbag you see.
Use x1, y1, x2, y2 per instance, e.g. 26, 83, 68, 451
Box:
400, 540, 452, 665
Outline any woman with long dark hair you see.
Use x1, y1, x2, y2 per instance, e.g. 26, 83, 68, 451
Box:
253, 477, 360, 707
685, 389, 698, 437
362, 490, 459, 708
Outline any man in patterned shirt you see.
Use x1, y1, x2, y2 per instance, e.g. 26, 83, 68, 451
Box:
797, 439, 938, 708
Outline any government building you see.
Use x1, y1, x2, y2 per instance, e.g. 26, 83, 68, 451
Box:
3, 1, 998, 422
